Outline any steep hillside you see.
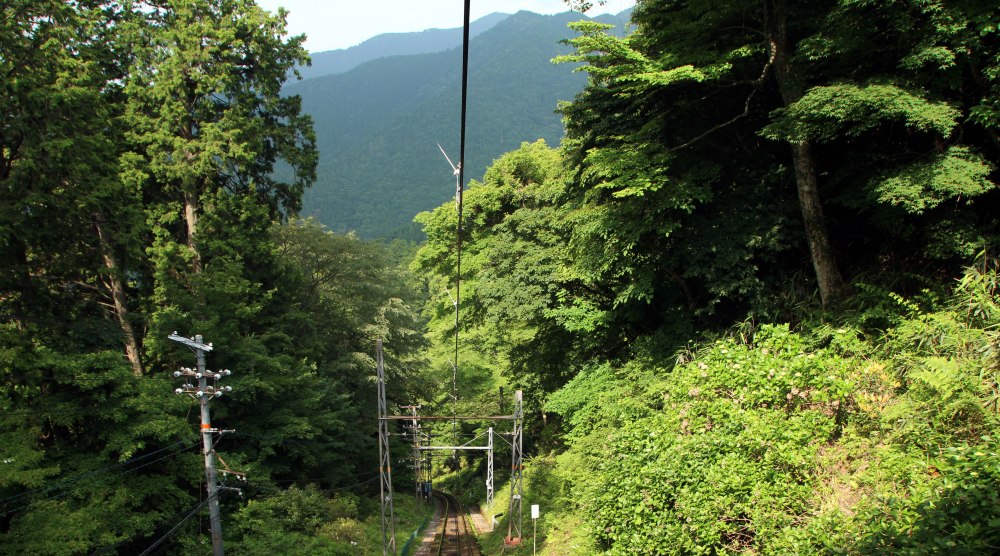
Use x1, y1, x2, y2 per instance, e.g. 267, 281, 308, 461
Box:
288, 9, 631, 238
297, 12, 509, 80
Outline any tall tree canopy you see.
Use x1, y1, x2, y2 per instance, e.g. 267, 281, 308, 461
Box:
1, 2, 425, 553
557, 0, 998, 319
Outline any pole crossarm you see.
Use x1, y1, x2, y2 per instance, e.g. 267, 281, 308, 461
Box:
416, 445, 491, 451
380, 415, 515, 421
168, 332, 213, 352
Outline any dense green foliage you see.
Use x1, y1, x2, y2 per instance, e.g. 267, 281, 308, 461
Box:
228, 485, 431, 555
1, 1, 425, 553
410, 0, 1000, 553
484, 272, 1000, 554
4, 0, 1000, 554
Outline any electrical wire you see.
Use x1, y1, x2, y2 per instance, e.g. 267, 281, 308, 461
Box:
137, 491, 220, 556
0, 439, 199, 517
0, 440, 192, 508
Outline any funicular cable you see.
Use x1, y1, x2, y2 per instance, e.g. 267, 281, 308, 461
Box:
451, 0, 472, 451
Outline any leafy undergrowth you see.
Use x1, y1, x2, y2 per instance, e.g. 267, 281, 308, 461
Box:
480, 260, 1000, 554
225, 485, 432, 555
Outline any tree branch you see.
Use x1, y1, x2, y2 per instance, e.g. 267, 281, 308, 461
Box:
667, 43, 776, 153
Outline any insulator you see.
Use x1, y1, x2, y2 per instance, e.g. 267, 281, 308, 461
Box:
195, 373, 202, 379
196, 390, 204, 397
223, 369, 231, 376
214, 391, 223, 397
224, 386, 233, 392
215, 373, 222, 379
173, 371, 181, 377
174, 388, 183, 395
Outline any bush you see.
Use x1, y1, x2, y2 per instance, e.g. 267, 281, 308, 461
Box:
229, 486, 363, 554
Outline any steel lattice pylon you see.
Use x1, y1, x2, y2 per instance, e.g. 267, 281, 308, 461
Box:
487, 427, 494, 508
507, 390, 524, 541
376, 340, 396, 556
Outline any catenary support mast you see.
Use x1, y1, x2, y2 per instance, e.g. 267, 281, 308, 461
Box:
376, 340, 397, 556
487, 426, 494, 508
507, 390, 524, 543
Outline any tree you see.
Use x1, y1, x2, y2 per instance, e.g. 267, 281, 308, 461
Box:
558, 0, 998, 316
412, 140, 589, 428
121, 0, 316, 272
118, 0, 317, 370
271, 219, 428, 483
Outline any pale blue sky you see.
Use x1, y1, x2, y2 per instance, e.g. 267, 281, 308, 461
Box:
254, 0, 635, 53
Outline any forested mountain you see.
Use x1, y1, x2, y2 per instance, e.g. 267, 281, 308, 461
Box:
289, 9, 632, 239
296, 12, 509, 80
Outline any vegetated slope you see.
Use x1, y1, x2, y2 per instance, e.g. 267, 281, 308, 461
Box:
297, 12, 509, 80
288, 9, 631, 239
490, 300, 1000, 555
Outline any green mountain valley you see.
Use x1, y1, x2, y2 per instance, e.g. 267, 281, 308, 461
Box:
2, 1, 999, 555
289, 9, 631, 239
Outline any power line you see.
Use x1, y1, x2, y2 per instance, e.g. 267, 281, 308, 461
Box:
0, 440, 199, 517
137, 491, 220, 556
0, 440, 194, 507
0, 442, 194, 506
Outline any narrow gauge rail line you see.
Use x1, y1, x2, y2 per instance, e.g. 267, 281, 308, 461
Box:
433, 490, 480, 556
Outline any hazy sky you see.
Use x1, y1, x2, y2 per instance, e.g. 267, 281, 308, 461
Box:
254, 0, 636, 53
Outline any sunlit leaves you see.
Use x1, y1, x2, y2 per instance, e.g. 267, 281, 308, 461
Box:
872, 146, 995, 214
763, 83, 961, 142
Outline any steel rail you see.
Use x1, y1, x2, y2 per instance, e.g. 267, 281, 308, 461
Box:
432, 490, 480, 556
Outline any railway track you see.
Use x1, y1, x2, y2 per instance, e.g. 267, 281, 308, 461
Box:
431, 490, 480, 556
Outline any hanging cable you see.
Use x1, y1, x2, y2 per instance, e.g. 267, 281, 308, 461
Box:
0, 439, 198, 513
137, 491, 221, 556
449, 0, 472, 449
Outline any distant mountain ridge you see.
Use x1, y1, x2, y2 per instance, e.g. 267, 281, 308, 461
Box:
289, 9, 633, 239
297, 12, 510, 80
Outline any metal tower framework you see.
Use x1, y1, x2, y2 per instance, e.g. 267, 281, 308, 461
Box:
401, 404, 422, 503
486, 427, 494, 508
375, 343, 526, 552
376, 340, 396, 556
507, 390, 524, 543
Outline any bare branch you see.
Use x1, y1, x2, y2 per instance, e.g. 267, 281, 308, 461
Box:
667, 43, 776, 153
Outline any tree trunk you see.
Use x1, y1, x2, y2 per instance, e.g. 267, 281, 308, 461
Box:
95, 219, 144, 377
768, 0, 845, 306
788, 141, 845, 305
183, 189, 202, 273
